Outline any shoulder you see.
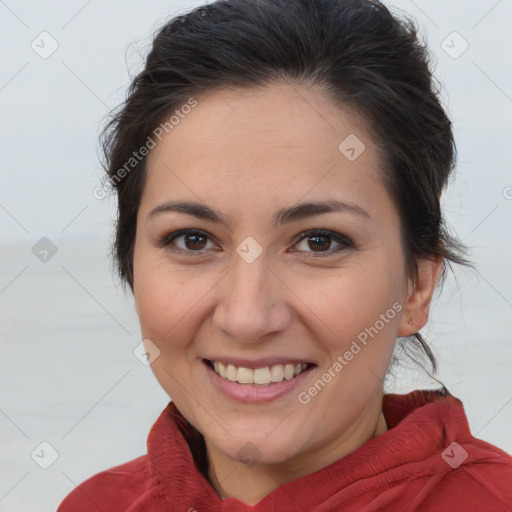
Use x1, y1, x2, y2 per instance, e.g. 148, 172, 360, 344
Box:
57, 455, 154, 512
420, 438, 512, 511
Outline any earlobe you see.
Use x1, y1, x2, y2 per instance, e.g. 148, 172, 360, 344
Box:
398, 257, 443, 336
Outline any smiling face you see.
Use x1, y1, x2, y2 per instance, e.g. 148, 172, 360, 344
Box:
133, 80, 423, 473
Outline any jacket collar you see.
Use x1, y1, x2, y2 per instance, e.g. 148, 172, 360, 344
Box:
146, 388, 469, 510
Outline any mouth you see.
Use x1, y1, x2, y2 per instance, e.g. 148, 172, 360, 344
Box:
203, 359, 316, 386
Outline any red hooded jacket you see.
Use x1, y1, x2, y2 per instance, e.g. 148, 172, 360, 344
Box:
57, 389, 512, 511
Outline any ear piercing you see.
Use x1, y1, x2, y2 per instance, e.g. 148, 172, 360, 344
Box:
408, 319, 413, 326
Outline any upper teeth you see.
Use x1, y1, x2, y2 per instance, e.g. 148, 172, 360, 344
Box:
212, 361, 308, 385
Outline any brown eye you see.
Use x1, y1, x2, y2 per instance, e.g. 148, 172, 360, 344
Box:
293, 229, 353, 256
181, 232, 208, 250
158, 229, 217, 255
306, 234, 331, 252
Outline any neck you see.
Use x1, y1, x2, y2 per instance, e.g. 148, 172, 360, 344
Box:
205, 393, 388, 505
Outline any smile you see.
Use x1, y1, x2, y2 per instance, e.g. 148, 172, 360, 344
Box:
203, 358, 317, 404
205, 359, 314, 386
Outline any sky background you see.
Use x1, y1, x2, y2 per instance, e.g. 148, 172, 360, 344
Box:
1, 0, 511, 510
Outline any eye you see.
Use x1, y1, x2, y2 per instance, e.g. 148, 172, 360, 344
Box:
158, 229, 218, 256
157, 228, 353, 258
292, 229, 353, 257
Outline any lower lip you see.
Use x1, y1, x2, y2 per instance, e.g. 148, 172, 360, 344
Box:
203, 360, 316, 404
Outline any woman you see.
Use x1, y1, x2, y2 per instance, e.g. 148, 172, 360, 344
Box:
58, 0, 512, 510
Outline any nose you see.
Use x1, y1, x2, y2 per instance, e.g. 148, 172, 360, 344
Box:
211, 252, 292, 345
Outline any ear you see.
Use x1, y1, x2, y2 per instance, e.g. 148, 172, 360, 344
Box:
397, 257, 443, 336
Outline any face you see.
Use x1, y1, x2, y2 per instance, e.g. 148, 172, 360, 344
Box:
133, 80, 414, 467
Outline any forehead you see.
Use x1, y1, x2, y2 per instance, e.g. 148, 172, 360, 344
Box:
149, 81, 373, 165
142, 80, 388, 219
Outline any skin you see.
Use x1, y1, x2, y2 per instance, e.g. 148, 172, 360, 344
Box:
133, 80, 442, 505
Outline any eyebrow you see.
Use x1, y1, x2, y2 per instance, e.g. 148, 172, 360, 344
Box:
148, 199, 371, 227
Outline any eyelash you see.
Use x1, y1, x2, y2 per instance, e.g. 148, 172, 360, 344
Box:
157, 228, 353, 258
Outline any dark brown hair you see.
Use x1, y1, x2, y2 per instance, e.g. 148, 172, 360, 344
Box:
99, 0, 470, 373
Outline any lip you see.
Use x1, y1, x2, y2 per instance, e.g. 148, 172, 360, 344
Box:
203, 359, 316, 404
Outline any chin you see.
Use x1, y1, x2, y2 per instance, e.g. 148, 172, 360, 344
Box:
211, 426, 309, 466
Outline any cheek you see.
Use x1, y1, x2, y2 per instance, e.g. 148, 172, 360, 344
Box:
134, 237, 181, 336
318, 264, 403, 345
133, 256, 215, 355
302, 264, 404, 414
135, 273, 186, 343
133, 265, 200, 405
